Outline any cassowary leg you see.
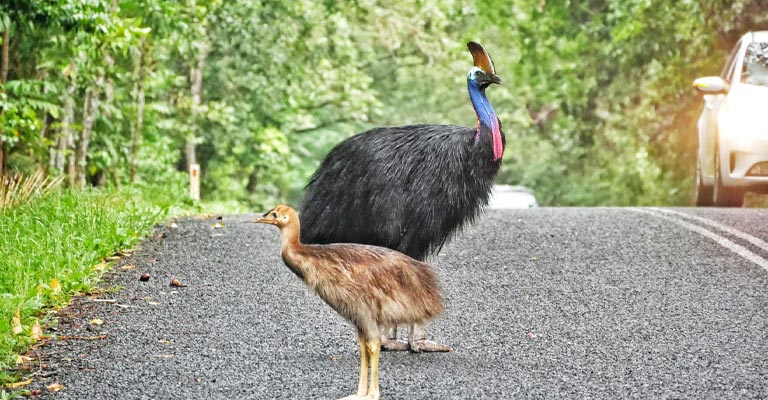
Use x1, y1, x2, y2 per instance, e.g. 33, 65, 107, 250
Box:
380, 325, 408, 351
408, 323, 452, 353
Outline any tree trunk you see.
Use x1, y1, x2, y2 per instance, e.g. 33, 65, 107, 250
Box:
130, 76, 145, 183
0, 24, 9, 178
67, 129, 76, 186
1, 28, 8, 86
55, 69, 76, 176
76, 83, 101, 188
130, 40, 146, 184
186, 43, 208, 171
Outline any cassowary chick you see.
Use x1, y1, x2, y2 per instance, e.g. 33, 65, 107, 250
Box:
255, 204, 443, 400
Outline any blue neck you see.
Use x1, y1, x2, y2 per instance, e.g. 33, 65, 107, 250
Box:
468, 82, 497, 131
468, 79, 504, 160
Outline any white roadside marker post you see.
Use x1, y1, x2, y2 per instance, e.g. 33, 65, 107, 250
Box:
190, 163, 200, 201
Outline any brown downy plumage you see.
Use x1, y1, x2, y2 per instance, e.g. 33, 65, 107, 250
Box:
255, 204, 443, 400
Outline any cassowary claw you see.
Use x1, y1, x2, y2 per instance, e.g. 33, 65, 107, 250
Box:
380, 325, 452, 352
408, 339, 452, 353
381, 339, 410, 352
409, 323, 451, 353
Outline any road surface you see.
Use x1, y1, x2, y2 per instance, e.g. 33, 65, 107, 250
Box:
25, 208, 768, 399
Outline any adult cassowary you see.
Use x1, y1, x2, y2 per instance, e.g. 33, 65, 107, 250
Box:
300, 42, 504, 352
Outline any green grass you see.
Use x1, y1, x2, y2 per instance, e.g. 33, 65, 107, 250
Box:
0, 184, 192, 387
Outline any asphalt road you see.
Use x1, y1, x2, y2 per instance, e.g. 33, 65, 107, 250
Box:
25, 207, 768, 399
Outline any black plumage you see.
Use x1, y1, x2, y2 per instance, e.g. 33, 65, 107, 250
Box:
302, 123, 503, 260
301, 43, 505, 261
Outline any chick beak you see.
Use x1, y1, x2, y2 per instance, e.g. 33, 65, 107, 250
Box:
254, 213, 275, 225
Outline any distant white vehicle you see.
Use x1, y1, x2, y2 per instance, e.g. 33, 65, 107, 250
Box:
693, 31, 768, 207
488, 185, 538, 209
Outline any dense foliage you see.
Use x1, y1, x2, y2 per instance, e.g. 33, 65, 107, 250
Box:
1, 0, 767, 207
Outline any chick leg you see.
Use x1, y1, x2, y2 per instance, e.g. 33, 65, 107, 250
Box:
366, 337, 382, 400
380, 325, 408, 351
338, 331, 369, 400
408, 323, 451, 353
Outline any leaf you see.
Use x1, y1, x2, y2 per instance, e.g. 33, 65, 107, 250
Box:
9, 378, 33, 389
47, 383, 64, 392
50, 278, 62, 296
12, 309, 22, 335
0, 14, 11, 33
119, 264, 137, 270
31, 319, 43, 340
90, 318, 104, 326
169, 278, 185, 287
94, 261, 108, 272
15, 355, 33, 365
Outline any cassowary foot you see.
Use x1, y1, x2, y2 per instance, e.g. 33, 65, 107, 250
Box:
380, 326, 408, 351
380, 338, 409, 352
408, 324, 451, 353
409, 338, 452, 353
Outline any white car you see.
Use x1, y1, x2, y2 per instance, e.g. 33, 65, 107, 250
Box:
693, 31, 768, 207
488, 185, 538, 209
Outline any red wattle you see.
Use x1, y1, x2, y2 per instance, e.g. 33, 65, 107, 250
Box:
492, 121, 503, 161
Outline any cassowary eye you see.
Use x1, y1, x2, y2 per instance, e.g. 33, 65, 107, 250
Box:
272, 212, 278, 218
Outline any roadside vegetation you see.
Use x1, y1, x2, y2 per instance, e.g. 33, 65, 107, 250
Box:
0, 180, 190, 388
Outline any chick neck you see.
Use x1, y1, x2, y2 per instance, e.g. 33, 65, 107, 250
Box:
278, 219, 302, 252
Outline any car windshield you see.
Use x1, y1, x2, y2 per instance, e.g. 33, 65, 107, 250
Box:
741, 42, 768, 86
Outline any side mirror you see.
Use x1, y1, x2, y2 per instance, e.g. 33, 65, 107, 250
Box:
692, 76, 729, 94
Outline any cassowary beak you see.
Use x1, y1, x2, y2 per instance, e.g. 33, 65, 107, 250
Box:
480, 73, 503, 86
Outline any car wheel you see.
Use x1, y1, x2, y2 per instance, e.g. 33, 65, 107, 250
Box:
713, 147, 744, 207
695, 154, 714, 206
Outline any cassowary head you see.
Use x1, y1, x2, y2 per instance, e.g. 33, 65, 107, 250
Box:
466, 41, 504, 161
467, 41, 502, 90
